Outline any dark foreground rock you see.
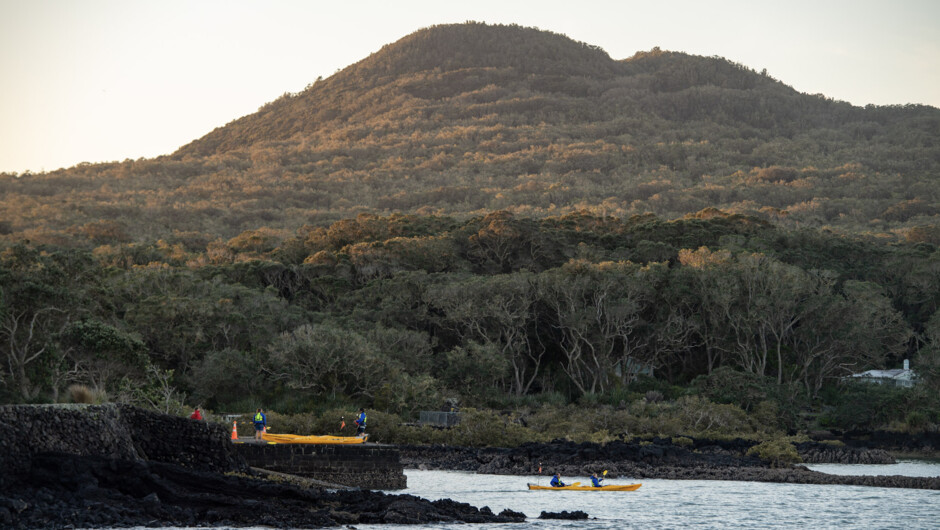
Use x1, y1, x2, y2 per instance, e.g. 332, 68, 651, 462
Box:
399, 439, 940, 491
539, 510, 589, 519
2, 452, 526, 529
0, 405, 529, 528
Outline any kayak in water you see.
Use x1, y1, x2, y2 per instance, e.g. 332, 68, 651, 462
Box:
527, 483, 641, 491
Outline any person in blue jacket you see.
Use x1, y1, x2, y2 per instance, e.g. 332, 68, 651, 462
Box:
253, 408, 266, 440
591, 472, 604, 487
355, 408, 367, 438
550, 472, 566, 487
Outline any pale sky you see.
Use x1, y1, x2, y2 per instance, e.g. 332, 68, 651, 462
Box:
1, 0, 938, 174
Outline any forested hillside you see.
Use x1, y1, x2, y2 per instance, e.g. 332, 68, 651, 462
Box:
1, 23, 939, 439
1, 22, 938, 247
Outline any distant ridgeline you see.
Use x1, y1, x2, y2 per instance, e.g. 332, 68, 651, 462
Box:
1, 22, 938, 245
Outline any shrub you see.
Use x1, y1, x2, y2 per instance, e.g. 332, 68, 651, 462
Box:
673, 396, 752, 437
68, 384, 103, 404
818, 381, 910, 431
905, 411, 928, 432
691, 367, 775, 411
629, 375, 686, 400
692, 367, 805, 431
746, 438, 802, 467
672, 436, 693, 447
750, 400, 785, 433
69, 384, 93, 404
445, 408, 548, 447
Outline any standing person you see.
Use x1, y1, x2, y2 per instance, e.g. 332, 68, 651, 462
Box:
253, 408, 267, 440
354, 408, 367, 438
189, 406, 203, 420
550, 472, 566, 487
591, 472, 604, 487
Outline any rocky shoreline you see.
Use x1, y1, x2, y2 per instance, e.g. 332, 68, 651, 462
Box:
398, 438, 940, 491
0, 404, 525, 528
2, 452, 525, 528
3, 404, 938, 528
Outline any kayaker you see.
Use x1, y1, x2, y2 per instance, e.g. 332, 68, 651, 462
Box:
550, 473, 566, 487
591, 472, 604, 487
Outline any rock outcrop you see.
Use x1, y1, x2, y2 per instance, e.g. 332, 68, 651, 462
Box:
795, 441, 895, 464
0, 404, 527, 528
1, 452, 525, 528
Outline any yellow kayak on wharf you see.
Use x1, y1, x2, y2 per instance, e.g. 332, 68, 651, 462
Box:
261, 433, 368, 444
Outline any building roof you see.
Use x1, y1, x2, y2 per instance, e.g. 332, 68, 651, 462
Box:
850, 368, 915, 381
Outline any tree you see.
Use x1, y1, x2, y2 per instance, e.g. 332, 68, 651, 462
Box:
426, 272, 543, 395
716, 253, 816, 382
537, 260, 651, 395
792, 281, 911, 397
57, 319, 150, 393
677, 247, 734, 375
440, 341, 510, 401
0, 244, 81, 400
264, 322, 394, 400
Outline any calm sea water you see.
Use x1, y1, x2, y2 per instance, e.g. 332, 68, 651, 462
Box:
130, 461, 940, 530
357, 462, 940, 530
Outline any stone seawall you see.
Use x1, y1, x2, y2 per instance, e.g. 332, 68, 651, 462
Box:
0, 403, 245, 488
235, 442, 407, 489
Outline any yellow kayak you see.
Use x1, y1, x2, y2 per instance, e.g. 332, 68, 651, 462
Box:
527, 483, 641, 491
261, 433, 368, 444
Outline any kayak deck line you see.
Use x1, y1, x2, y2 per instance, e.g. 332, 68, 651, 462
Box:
527, 483, 642, 491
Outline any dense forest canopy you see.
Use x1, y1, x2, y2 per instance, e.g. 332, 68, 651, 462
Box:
2, 211, 939, 431
1, 23, 939, 436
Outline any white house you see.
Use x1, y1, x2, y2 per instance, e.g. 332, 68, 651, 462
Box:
849, 359, 916, 388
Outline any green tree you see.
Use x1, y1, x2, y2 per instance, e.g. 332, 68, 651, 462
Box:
0, 244, 90, 400
58, 319, 149, 393
265, 322, 396, 400
426, 272, 543, 395
537, 260, 651, 395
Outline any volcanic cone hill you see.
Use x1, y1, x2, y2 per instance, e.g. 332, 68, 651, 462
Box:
2, 22, 939, 244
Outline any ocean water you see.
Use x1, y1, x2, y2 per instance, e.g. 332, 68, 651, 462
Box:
804, 459, 940, 478
128, 461, 940, 529
356, 463, 940, 530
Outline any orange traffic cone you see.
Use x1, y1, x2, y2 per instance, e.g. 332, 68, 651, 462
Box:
231, 420, 238, 440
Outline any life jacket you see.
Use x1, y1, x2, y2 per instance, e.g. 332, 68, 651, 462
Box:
591, 476, 603, 487
254, 412, 264, 424
356, 412, 367, 426
550, 476, 563, 487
